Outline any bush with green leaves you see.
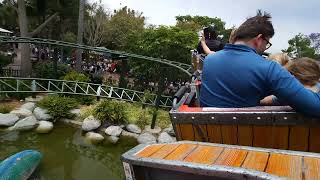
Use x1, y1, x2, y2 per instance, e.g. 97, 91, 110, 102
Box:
33, 62, 71, 79
0, 104, 14, 114
0, 54, 12, 67
37, 95, 79, 119
62, 71, 95, 105
93, 100, 128, 125
1, 79, 32, 100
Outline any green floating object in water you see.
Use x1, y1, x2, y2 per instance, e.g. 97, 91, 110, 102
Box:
0, 150, 42, 180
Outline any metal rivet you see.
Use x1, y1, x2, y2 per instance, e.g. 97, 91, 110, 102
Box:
233, 117, 237, 120
284, 117, 288, 120
257, 117, 261, 120
211, 117, 215, 119
173, 117, 177, 119
192, 117, 195, 119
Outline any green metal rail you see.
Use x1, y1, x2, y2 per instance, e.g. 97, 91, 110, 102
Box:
0, 77, 173, 107
0, 36, 192, 75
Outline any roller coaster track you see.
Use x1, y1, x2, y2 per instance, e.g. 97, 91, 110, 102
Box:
0, 36, 192, 76
0, 77, 173, 108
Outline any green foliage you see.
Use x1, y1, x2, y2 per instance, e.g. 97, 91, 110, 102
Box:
0, 79, 32, 100
37, 95, 79, 119
33, 62, 71, 79
0, 104, 14, 113
93, 100, 128, 125
283, 33, 317, 58
63, 32, 77, 43
175, 15, 232, 42
0, 54, 12, 67
103, 6, 145, 50
63, 71, 90, 82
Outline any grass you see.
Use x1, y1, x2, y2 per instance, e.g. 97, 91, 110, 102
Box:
0, 104, 14, 113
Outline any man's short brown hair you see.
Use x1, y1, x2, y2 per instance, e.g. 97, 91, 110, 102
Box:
235, 10, 275, 41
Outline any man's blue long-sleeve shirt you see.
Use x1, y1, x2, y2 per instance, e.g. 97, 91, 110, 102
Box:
200, 44, 320, 117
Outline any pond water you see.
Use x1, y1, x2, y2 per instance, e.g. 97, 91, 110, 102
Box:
0, 123, 138, 180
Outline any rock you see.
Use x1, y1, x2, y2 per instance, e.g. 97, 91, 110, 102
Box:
121, 130, 139, 139
143, 125, 161, 135
108, 136, 119, 144
82, 116, 101, 131
10, 109, 33, 118
126, 124, 142, 134
33, 107, 52, 121
61, 119, 83, 127
35, 121, 53, 133
25, 95, 44, 102
8, 116, 38, 131
163, 126, 175, 137
85, 132, 105, 144
105, 126, 122, 137
70, 109, 81, 116
0, 113, 19, 126
20, 102, 36, 111
158, 132, 176, 143
137, 133, 156, 144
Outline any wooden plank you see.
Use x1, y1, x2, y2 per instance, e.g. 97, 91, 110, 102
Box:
184, 145, 224, 165
221, 125, 238, 145
266, 153, 302, 179
241, 151, 269, 171
309, 127, 320, 153
174, 124, 182, 141
289, 126, 309, 151
136, 144, 165, 157
149, 144, 180, 159
303, 157, 320, 180
207, 124, 222, 143
253, 126, 273, 148
164, 144, 197, 160
193, 124, 208, 142
179, 124, 195, 141
272, 126, 289, 150
237, 125, 253, 146
214, 148, 248, 167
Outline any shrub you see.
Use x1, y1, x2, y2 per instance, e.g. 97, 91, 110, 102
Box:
93, 100, 128, 125
62, 71, 95, 105
1, 79, 32, 100
33, 62, 71, 79
0, 104, 14, 113
0, 54, 12, 67
37, 95, 79, 119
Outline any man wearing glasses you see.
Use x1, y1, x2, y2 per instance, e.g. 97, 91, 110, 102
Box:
200, 11, 320, 118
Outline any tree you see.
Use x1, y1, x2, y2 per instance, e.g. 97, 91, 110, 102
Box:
85, 1, 109, 47
75, 0, 85, 72
283, 33, 317, 59
175, 15, 233, 42
103, 6, 145, 50
309, 33, 320, 54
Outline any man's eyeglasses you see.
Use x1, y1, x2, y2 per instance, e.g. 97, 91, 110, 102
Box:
262, 36, 272, 50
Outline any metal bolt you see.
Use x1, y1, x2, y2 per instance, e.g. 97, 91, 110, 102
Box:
233, 117, 237, 120
174, 117, 177, 119
211, 117, 215, 119
257, 117, 261, 120
284, 117, 288, 120
192, 117, 195, 119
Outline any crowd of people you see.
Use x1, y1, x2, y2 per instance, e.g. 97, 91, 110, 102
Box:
197, 11, 320, 118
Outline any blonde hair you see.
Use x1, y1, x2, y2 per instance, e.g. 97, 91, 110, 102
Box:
268, 53, 290, 66
287, 57, 320, 86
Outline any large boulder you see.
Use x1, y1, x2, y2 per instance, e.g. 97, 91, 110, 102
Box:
143, 125, 162, 135
10, 109, 33, 118
85, 132, 105, 144
82, 116, 101, 131
137, 133, 156, 144
0, 113, 19, 126
163, 125, 175, 137
105, 126, 122, 137
8, 116, 38, 131
126, 124, 142, 134
121, 130, 139, 139
35, 121, 53, 133
20, 102, 36, 111
107, 136, 119, 144
158, 132, 176, 143
33, 107, 52, 121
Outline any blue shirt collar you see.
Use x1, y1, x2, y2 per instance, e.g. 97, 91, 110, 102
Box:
224, 44, 258, 54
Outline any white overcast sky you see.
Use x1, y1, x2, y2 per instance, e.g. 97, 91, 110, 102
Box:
89, 0, 320, 53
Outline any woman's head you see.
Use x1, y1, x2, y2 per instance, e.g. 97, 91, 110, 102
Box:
268, 53, 290, 66
287, 57, 320, 86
